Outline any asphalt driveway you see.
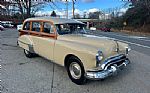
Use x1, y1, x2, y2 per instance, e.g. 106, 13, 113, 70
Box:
1, 29, 150, 93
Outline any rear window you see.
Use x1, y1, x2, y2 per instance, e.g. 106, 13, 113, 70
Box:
43, 22, 54, 34
23, 22, 30, 30
32, 22, 41, 32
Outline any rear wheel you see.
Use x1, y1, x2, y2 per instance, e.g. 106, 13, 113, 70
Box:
24, 49, 35, 58
66, 56, 86, 85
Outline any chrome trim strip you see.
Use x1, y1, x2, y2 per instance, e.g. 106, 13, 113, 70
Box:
104, 58, 127, 70
101, 54, 126, 70
28, 44, 35, 53
18, 40, 29, 45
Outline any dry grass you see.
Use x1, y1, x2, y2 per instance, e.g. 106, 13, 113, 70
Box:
111, 27, 150, 37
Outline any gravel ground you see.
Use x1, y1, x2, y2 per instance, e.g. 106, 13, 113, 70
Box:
1, 29, 150, 93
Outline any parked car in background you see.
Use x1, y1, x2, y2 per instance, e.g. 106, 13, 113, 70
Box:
97, 27, 111, 32
1, 21, 13, 28
90, 27, 96, 30
18, 17, 131, 85
17, 24, 23, 31
0, 25, 4, 31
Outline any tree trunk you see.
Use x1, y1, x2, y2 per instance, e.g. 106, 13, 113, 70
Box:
27, 0, 31, 18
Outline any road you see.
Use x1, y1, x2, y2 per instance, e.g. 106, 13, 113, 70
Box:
87, 30, 150, 56
1, 29, 150, 93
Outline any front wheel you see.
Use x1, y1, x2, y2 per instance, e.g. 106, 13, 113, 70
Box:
66, 56, 86, 85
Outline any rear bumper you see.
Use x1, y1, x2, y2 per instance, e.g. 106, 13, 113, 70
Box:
85, 54, 130, 80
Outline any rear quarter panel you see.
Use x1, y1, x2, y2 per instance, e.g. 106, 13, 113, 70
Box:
18, 35, 33, 51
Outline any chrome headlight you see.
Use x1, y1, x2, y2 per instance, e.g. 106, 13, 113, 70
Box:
96, 50, 103, 66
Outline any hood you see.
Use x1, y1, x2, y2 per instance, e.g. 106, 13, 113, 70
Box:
57, 34, 118, 57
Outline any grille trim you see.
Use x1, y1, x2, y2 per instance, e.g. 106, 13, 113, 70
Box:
102, 54, 127, 70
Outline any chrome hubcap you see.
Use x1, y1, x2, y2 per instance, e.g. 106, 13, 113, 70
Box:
69, 62, 81, 79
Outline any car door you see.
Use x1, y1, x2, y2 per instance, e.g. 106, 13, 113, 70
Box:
30, 21, 56, 61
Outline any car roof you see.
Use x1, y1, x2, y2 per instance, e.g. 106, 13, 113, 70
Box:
25, 17, 84, 25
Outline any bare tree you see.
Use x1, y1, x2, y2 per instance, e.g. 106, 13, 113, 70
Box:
88, 11, 102, 19
51, 10, 57, 17
14, 0, 51, 19
83, 12, 87, 19
74, 13, 81, 19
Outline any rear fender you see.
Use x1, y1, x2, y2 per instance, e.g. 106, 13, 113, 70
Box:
18, 35, 34, 53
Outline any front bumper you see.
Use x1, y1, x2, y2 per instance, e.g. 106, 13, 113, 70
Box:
85, 54, 130, 80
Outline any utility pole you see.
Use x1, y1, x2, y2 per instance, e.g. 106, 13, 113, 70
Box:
65, 0, 75, 19
66, 0, 68, 19
72, 0, 76, 19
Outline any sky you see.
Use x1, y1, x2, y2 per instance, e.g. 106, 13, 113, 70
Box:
36, 0, 126, 17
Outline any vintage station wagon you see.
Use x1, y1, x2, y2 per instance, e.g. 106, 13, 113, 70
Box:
18, 17, 131, 85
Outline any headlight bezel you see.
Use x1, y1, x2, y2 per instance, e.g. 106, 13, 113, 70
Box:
96, 50, 103, 67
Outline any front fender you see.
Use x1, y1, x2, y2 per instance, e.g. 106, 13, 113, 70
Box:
54, 40, 98, 71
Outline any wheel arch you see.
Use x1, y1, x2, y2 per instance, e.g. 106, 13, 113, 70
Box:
64, 54, 84, 69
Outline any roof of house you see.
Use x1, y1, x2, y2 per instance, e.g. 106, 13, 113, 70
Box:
25, 17, 84, 25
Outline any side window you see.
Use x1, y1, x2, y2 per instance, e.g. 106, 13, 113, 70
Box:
23, 22, 30, 30
32, 22, 41, 32
43, 22, 54, 34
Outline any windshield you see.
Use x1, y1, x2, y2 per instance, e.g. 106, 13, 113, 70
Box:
56, 24, 87, 35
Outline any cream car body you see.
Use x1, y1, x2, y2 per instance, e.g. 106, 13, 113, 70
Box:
18, 17, 131, 85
